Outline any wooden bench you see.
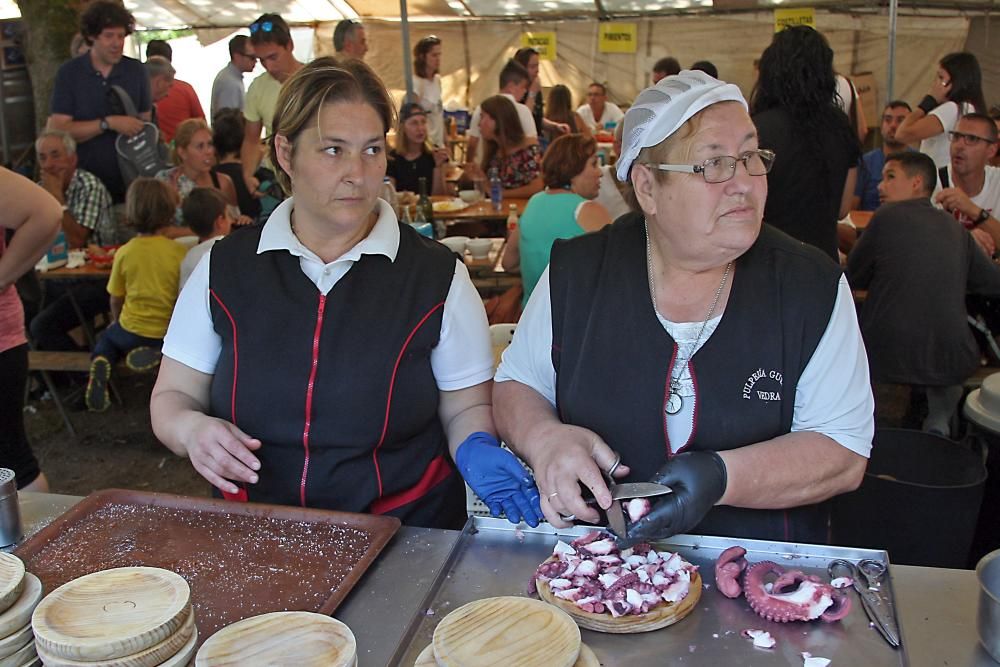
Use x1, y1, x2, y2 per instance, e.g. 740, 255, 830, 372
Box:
27, 351, 94, 439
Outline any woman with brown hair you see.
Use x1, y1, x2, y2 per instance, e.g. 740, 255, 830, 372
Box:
501, 133, 611, 304
387, 102, 448, 195
151, 57, 540, 529
544, 85, 590, 143
412, 35, 445, 147
470, 95, 543, 199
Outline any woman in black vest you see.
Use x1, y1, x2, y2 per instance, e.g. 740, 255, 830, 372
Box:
150, 58, 541, 529
494, 70, 874, 544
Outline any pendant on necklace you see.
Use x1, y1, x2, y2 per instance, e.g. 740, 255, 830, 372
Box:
665, 391, 683, 415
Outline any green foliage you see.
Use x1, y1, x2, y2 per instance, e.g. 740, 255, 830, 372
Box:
135, 29, 195, 44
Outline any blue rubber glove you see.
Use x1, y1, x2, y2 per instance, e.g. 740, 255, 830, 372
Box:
455, 432, 542, 527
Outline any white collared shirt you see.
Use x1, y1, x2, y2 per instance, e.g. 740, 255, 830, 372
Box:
163, 197, 494, 391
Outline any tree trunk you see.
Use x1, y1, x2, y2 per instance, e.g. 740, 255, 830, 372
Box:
14, 0, 80, 131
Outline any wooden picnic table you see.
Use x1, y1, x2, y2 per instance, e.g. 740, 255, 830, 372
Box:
431, 195, 529, 222
36, 263, 112, 280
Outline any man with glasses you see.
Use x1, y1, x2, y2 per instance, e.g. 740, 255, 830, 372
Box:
241, 13, 304, 199
849, 151, 1000, 436
933, 112, 1000, 252
211, 35, 256, 119
333, 19, 368, 61
851, 101, 912, 212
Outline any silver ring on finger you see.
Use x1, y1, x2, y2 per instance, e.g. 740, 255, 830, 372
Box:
558, 513, 576, 522
547, 491, 559, 499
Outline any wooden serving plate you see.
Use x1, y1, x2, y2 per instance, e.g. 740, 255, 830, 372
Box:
35, 608, 195, 667
0, 638, 35, 667
0, 573, 41, 639
157, 627, 198, 667
194, 611, 355, 667
536, 560, 702, 634
415, 641, 599, 666
32, 567, 190, 662
0, 555, 24, 614
432, 596, 581, 667
0, 622, 32, 660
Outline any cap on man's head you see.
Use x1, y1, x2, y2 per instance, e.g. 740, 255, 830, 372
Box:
400, 102, 427, 123
616, 69, 746, 182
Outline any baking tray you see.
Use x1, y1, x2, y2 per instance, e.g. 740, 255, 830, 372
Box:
14, 489, 400, 646
389, 517, 907, 666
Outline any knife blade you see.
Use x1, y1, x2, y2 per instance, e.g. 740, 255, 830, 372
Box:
611, 482, 673, 501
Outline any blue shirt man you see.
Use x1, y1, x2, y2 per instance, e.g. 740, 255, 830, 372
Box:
48, 1, 151, 203
853, 101, 912, 211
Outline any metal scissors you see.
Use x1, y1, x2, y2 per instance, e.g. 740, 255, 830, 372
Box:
828, 558, 901, 648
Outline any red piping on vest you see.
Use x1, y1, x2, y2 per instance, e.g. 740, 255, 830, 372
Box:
372, 301, 445, 497
211, 289, 248, 503
370, 454, 452, 515
300, 293, 327, 507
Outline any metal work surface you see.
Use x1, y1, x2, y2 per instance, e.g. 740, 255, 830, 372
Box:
390, 517, 909, 666
15, 495, 997, 666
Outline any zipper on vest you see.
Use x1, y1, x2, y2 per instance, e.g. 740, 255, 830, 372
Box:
301, 293, 327, 506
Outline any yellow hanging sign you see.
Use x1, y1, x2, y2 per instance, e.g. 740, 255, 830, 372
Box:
774, 7, 815, 31
598, 23, 637, 53
521, 32, 556, 60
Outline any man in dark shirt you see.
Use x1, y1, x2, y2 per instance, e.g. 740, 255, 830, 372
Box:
847, 151, 1000, 435
851, 101, 911, 211
47, 1, 151, 203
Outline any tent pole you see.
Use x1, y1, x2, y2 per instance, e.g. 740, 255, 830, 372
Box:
401, 0, 415, 102
887, 0, 898, 103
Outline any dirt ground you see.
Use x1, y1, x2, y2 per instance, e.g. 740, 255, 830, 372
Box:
24, 371, 209, 499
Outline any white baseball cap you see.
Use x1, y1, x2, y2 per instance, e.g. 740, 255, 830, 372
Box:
616, 70, 748, 183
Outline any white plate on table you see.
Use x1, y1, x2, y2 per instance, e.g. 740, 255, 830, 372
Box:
432, 199, 470, 213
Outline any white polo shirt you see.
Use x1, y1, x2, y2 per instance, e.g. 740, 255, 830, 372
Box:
163, 197, 495, 391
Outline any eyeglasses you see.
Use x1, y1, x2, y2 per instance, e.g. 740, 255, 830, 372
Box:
250, 20, 273, 34
644, 149, 775, 184
948, 131, 996, 146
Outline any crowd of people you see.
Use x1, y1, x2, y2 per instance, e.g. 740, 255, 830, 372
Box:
5, 0, 1000, 548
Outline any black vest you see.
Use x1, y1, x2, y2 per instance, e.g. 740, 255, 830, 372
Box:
207, 222, 466, 528
550, 213, 842, 543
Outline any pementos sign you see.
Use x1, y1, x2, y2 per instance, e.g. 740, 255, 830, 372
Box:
598, 23, 637, 53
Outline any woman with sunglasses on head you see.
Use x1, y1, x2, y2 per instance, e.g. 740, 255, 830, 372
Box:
751, 26, 861, 262
413, 36, 445, 148
151, 58, 541, 529
388, 103, 448, 196
896, 52, 987, 169
493, 70, 873, 545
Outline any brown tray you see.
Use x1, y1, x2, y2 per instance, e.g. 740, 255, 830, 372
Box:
15, 489, 400, 646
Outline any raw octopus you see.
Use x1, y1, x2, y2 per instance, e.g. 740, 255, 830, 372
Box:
530, 530, 698, 618
714, 546, 851, 623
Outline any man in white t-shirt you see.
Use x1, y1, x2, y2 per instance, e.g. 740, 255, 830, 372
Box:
576, 82, 624, 133
933, 112, 1000, 253
465, 60, 537, 166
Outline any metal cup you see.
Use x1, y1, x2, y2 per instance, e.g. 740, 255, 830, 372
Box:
0, 469, 23, 548
977, 548, 1000, 661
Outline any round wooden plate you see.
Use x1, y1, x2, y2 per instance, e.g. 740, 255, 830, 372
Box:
415, 641, 598, 667
0, 574, 41, 639
157, 627, 198, 667
32, 567, 190, 662
432, 596, 581, 667
0, 638, 35, 667
535, 559, 702, 634
0, 622, 32, 660
35, 607, 194, 667
0, 555, 24, 615
195, 611, 356, 667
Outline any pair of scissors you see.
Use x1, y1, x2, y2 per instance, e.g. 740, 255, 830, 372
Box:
828, 558, 901, 648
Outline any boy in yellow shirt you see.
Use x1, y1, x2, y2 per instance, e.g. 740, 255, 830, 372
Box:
86, 178, 187, 411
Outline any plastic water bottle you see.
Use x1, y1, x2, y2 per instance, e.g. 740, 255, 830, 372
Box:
380, 177, 399, 217
412, 201, 433, 238
489, 167, 503, 212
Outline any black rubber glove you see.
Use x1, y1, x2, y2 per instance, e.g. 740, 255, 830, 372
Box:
625, 451, 727, 544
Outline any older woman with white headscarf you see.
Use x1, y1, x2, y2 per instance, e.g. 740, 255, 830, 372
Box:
493, 71, 874, 544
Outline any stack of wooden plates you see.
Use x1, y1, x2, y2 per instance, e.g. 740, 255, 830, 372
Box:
31, 567, 197, 667
413, 596, 599, 667
194, 611, 356, 666
0, 552, 43, 667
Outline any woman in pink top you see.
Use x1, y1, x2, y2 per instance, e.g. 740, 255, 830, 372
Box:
0, 168, 62, 492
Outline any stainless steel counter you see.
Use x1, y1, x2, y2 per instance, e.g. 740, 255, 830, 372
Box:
15, 492, 995, 666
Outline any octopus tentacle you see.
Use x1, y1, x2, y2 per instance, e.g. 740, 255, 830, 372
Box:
714, 546, 748, 599
819, 590, 852, 622
744, 561, 845, 623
